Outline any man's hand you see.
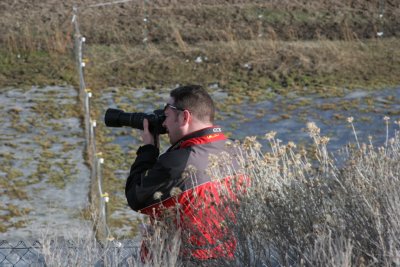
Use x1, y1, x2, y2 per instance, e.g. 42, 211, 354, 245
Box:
142, 119, 159, 147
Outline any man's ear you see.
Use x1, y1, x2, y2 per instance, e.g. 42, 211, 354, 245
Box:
181, 110, 191, 125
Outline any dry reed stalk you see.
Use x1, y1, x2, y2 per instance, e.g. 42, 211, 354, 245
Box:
172, 27, 188, 53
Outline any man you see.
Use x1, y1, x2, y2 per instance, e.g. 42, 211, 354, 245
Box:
125, 85, 239, 262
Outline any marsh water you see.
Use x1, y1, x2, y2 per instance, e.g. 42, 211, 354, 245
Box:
1, 85, 399, 241
105, 86, 400, 153
218, 87, 400, 150
0, 86, 91, 241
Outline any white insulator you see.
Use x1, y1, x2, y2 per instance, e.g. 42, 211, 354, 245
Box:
81, 62, 86, 67
104, 196, 109, 202
91, 120, 97, 127
244, 63, 252, 69
377, 32, 384, 37
87, 92, 92, 98
81, 37, 86, 42
99, 158, 104, 164
195, 56, 203, 63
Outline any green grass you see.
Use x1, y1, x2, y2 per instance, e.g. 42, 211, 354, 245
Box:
0, 50, 76, 87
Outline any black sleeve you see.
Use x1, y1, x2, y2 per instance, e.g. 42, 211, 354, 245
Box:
126, 144, 191, 211
125, 144, 170, 211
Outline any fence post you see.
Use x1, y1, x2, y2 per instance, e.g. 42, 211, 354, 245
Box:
72, 5, 110, 242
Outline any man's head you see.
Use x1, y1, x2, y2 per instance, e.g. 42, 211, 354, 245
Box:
162, 85, 215, 144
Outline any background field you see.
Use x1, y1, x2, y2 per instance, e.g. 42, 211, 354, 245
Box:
1, 0, 400, 90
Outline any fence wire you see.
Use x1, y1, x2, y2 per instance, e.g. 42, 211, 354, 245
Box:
72, 5, 111, 241
0, 240, 139, 267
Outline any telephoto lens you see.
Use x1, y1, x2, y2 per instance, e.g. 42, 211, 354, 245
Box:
104, 108, 166, 134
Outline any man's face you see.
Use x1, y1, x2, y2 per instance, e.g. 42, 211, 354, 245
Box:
162, 98, 184, 144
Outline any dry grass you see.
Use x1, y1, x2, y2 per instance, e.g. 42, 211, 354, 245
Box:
79, 36, 400, 96
1, 0, 399, 89
34, 120, 400, 266
165, 121, 400, 266
2, 0, 398, 51
208, 121, 400, 266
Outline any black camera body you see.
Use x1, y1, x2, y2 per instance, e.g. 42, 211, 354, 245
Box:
104, 108, 167, 134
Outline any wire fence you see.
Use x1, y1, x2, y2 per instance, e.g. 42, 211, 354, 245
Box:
0, 240, 140, 266
0, 241, 44, 267
72, 5, 111, 240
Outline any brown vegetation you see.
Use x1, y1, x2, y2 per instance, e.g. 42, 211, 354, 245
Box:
0, 0, 399, 90
34, 121, 400, 266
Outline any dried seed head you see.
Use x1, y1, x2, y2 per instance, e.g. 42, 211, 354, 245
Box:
208, 154, 219, 168
265, 131, 277, 140
347, 117, 354, 123
219, 151, 232, 161
170, 187, 182, 197
361, 143, 367, 151
225, 140, 234, 148
383, 116, 390, 121
287, 141, 296, 149
320, 136, 330, 145
304, 163, 312, 171
306, 122, 320, 135
181, 170, 190, 179
186, 164, 197, 173
153, 191, 163, 200
243, 136, 262, 150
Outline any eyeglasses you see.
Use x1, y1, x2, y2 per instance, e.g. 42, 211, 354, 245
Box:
163, 103, 186, 112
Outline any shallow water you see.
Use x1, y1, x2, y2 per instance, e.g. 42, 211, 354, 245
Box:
218, 87, 400, 152
104, 86, 400, 153
0, 86, 91, 241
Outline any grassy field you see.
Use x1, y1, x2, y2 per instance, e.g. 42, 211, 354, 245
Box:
1, 0, 399, 91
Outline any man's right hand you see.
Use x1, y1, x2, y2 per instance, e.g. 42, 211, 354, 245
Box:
142, 119, 159, 147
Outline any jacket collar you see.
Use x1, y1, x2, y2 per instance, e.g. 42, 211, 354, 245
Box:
167, 126, 225, 151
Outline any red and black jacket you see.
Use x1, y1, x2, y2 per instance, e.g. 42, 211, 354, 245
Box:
125, 126, 239, 260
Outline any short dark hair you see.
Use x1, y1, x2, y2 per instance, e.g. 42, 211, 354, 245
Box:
170, 85, 215, 123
